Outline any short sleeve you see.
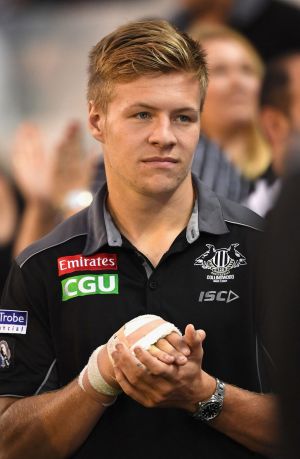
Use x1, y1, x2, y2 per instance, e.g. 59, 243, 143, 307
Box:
0, 261, 59, 397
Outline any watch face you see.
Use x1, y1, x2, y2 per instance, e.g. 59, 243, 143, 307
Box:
201, 401, 221, 421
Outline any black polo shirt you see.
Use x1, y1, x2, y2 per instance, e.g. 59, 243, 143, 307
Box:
0, 176, 269, 459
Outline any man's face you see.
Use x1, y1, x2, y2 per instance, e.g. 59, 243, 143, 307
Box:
202, 38, 261, 135
90, 72, 201, 197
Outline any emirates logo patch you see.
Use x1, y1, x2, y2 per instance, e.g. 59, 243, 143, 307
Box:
194, 243, 247, 283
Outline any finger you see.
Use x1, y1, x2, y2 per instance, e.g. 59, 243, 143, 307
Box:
154, 338, 187, 365
114, 365, 161, 408
112, 344, 151, 385
113, 365, 143, 401
134, 347, 174, 377
155, 332, 190, 365
162, 331, 191, 356
148, 344, 175, 364
183, 325, 205, 357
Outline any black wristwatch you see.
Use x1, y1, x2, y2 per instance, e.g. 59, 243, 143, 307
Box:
192, 378, 225, 422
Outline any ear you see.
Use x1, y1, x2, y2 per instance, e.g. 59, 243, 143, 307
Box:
260, 107, 290, 149
88, 101, 106, 143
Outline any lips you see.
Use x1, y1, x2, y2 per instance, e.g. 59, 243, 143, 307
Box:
142, 157, 178, 163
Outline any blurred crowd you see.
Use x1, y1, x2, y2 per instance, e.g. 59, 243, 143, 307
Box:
1, 2, 300, 454
1, 0, 300, 288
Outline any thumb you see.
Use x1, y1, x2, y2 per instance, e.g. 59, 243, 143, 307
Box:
184, 324, 206, 351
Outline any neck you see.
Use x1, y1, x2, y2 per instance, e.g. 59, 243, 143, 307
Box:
106, 175, 195, 266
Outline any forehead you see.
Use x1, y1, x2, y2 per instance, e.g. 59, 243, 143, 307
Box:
204, 38, 255, 64
108, 72, 202, 110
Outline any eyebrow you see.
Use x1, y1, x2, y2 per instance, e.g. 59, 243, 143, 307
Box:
128, 103, 200, 113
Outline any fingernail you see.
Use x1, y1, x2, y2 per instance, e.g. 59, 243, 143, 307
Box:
177, 355, 187, 363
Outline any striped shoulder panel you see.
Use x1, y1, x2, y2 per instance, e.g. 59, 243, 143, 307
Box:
219, 196, 265, 232
16, 208, 89, 268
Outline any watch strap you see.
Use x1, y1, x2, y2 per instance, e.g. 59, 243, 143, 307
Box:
192, 378, 225, 422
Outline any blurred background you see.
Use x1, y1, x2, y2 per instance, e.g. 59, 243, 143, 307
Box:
1, 0, 300, 164
0, 0, 177, 162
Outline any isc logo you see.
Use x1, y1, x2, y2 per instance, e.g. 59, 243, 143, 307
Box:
198, 290, 239, 303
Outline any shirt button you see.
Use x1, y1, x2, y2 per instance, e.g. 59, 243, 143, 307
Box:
149, 280, 158, 290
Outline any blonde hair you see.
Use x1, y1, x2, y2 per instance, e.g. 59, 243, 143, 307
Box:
87, 19, 208, 112
189, 24, 270, 179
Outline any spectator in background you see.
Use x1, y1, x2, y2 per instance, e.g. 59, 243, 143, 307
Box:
189, 25, 271, 181
247, 52, 300, 216
172, 0, 300, 62
0, 121, 96, 294
0, 168, 23, 293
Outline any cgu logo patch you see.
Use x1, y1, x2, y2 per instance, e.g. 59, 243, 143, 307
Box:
194, 243, 246, 283
61, 274, 119, 301
57, 253, 117, 276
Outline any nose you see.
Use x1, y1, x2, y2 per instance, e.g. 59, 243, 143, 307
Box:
148, 116, 177, 149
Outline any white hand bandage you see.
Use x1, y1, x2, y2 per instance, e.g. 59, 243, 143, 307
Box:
78, 314, 181, 405
107, 314, 182, 358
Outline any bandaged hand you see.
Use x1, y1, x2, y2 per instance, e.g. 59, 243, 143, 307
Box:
112, 325, 212, 412
78, 314, 183, 406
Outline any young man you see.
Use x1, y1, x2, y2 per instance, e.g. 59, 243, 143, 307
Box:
0, 19, 277, 459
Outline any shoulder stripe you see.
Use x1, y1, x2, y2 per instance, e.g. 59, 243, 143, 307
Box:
224, 219, 264, 232
16, 206, 89, 268
18, 233, 87, 268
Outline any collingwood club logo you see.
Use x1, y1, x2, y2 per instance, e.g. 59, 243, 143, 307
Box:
0, 340, 11, 369
194, 243, 247, 283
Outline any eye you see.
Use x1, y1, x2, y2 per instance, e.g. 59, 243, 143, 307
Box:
210, 65, 228, 76
135, 112, 151, 120
241, 64, 257, 77
175, 114, 192, 123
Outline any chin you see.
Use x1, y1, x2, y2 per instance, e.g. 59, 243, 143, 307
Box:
227, 109, 256, 125
137, 177, 184, 197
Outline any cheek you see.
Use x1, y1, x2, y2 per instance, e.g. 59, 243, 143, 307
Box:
244, 77, 260, 97
205, 75, 234, 111
207, 78, 228, 100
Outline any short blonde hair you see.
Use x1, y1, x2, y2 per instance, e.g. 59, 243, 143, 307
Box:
87, 19, 208, 112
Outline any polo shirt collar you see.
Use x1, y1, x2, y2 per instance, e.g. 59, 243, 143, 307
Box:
83, 174, 229, 255
193, 174, 229, 238
83, 183, 109, 255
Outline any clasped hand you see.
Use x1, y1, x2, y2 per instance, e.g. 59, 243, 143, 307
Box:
112, 324, 216, 412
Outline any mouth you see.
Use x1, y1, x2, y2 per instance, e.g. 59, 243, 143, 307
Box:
141, 157, 179, 169
142, 157, 178, 163
228, 94, 251, 104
